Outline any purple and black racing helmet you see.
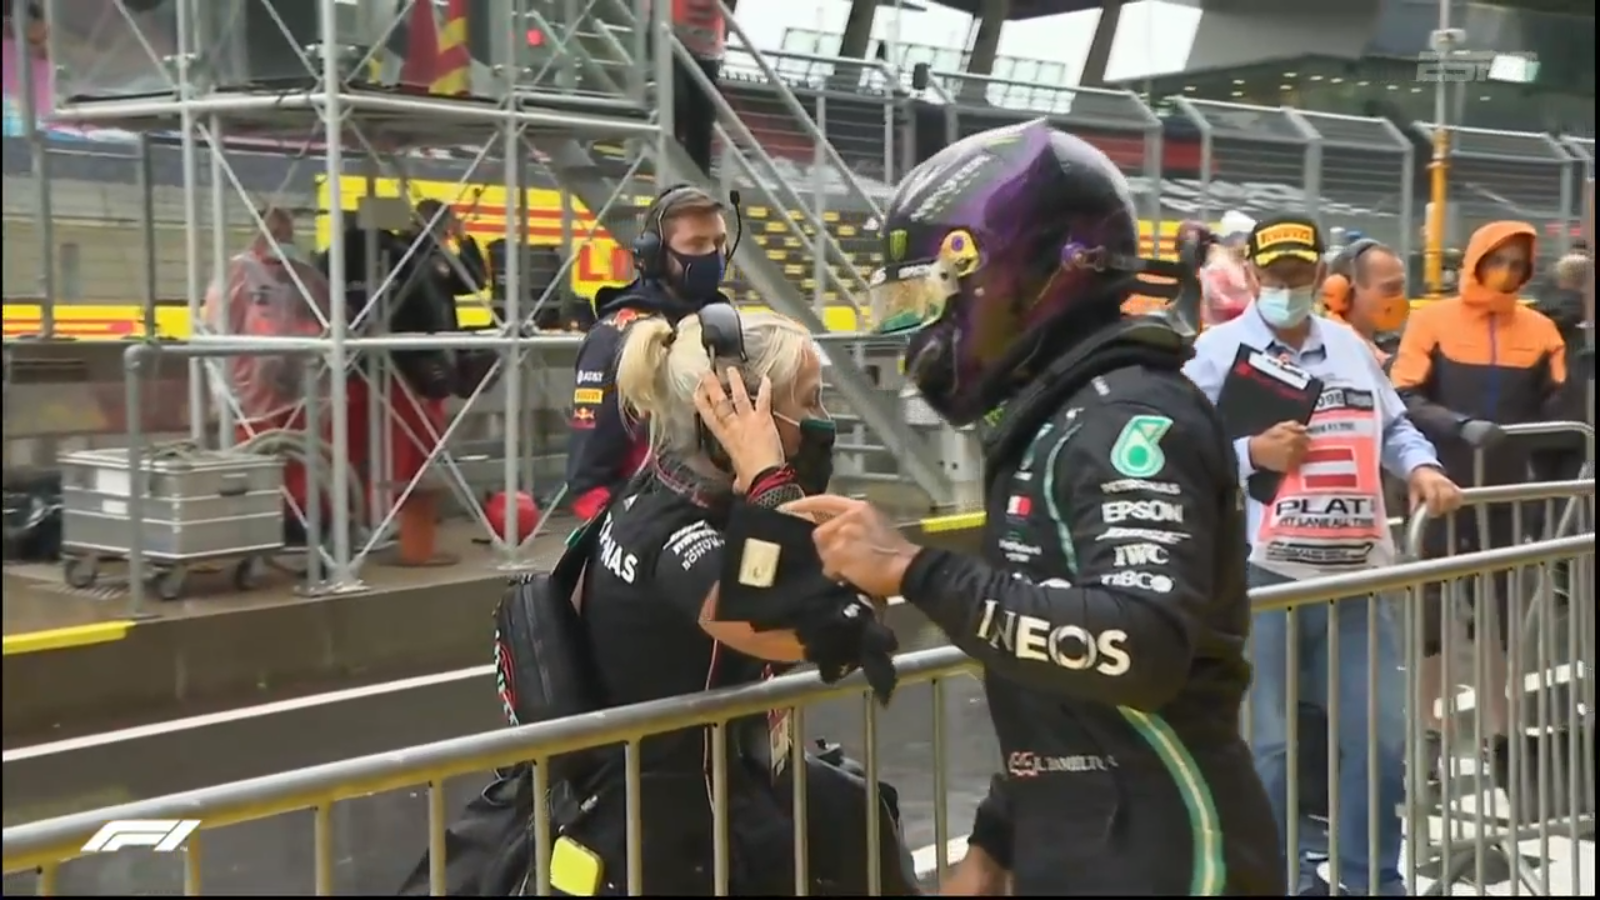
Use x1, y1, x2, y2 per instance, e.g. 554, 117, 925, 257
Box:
870, 119, 1184, 427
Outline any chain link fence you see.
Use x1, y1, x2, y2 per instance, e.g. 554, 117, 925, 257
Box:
1562, 135, 1594, 180
1415, 123, 1583, 259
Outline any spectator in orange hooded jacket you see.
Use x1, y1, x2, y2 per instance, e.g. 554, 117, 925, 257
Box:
1391, 221, 1569, 484
1389, 220, 1569, 781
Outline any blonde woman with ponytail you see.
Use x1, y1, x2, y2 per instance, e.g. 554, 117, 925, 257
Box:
565, 306, 918, 895
598, 308, 836, 661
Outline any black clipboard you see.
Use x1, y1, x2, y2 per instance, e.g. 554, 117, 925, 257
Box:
1215, 344, 1323, 505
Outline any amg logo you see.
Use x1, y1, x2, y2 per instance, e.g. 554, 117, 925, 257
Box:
1112, 542, 1169, 567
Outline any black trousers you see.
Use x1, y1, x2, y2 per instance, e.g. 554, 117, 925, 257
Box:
673, 56, 722, 178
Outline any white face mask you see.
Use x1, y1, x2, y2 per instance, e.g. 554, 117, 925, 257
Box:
267, 242, 308, 267
1256, 286, 1316, 328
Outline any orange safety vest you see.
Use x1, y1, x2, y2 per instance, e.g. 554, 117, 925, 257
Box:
644, 0, 725, 59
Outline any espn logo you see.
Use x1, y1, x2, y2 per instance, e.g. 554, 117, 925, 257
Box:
1416, 51, 1538, 84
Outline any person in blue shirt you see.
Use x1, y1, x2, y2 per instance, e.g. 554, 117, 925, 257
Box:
1183, 215, 1464, 896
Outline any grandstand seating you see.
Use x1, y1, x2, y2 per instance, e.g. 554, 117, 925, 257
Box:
3, 65, 1583, 315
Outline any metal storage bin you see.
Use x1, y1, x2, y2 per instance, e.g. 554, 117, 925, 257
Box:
58, 448, 286, 599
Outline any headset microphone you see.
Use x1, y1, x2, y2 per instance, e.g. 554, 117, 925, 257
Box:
726, 189, 744, 263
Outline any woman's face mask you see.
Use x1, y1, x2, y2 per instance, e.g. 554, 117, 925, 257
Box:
275, 243, 310, 267
1256, 285, 1318, 328
775, 413, 836, 494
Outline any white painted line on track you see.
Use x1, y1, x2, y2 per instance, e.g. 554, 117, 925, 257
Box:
912, 836, 969, 878
2, 597, 917, 761
2, 664, 495, 761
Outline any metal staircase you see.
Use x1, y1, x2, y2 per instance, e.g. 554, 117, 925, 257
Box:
531, 1, 957, 504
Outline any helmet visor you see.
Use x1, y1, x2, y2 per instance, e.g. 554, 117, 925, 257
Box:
866, 258, 961, 335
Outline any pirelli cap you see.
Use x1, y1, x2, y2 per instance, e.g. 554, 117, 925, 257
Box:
1247, 215, 1325, 266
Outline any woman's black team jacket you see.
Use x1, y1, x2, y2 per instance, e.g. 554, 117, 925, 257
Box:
897, 319, 1285, 895
571, 471, 919, 895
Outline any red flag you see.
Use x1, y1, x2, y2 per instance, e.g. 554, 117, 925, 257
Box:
399, 0, 442, 91
433, 0, 470, 95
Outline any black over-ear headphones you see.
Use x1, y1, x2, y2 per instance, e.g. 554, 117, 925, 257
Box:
1322, 238, 1383, 315
691, 302, 751, 470
630, 184, 743, 281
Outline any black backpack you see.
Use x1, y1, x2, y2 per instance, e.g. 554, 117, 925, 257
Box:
492, 516, 608, 742
398, 517, 611, 896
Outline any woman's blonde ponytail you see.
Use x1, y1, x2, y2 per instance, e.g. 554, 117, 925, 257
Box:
614, 316, 677, 422
611, 310, 810, 456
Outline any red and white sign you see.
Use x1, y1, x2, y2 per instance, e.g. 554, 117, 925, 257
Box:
1300, 446, 1362, 492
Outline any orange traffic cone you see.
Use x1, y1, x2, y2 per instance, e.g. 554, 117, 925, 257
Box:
394, 489, 458, 567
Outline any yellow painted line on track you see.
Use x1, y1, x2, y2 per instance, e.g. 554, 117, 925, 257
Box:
2, 621, 134, 657
918, 511, 985, 534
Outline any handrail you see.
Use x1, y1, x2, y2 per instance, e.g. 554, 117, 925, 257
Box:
4, 530, 1594, 874
594, 0, 876, 308
716, 1, 886, 220
1405, 478, 1595, 560
924, 66, 1160, 130
671, 43, 876, 308
1247, 533, 1590, 614
1404, 421, 1595, 558
746, 47, 904, 101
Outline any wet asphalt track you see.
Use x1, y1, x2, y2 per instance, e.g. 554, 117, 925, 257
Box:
2, 655, 995, 894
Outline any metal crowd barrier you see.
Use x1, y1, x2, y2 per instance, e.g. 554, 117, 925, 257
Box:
3, 329, 947, 602
3, 480, 1592, 896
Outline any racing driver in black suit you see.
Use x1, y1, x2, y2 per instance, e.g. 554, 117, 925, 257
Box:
787, 120, 1283, 895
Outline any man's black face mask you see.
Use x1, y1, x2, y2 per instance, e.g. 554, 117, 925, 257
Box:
669, 248, 726, 301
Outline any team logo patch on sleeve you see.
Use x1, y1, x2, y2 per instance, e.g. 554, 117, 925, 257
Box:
609, 308, 645, 329
1109, 415, 1173, 478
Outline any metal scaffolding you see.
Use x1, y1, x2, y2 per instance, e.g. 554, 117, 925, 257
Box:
7, 0, 966, 606
31, 0, 672, 594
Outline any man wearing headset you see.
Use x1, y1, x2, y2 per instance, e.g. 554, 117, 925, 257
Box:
1321, 239, 1412, 368
565, 185, 733, 521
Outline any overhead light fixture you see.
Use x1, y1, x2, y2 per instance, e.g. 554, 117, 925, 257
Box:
1410, 86, 1422, 93
1331, 77, 1344, 84
1279, 84, 1293, 91
1386, 84, 1399, 91
1184, 84, 1197, 92
1231, 90, 1245, 98
1309, 74, 1323, 81
1480, 94, 1492, 101
1232, 78, 1245, 85
1284, 72, 1297, 78
1357, 80, 1370, 87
